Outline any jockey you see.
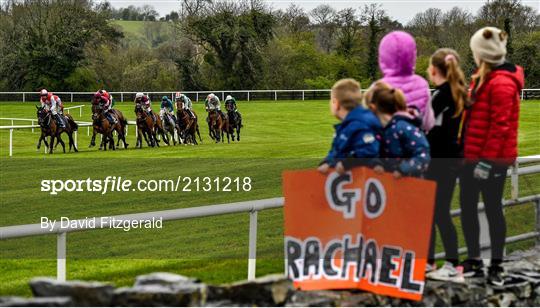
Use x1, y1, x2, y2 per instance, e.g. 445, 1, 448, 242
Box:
135, 92, 156, 122
160, 96, 176, 127
205, 93, 225, 119
225, 95, 242, 122
94, 91, 117, 125
175, 92, 196, 119
39, 89, 65, 128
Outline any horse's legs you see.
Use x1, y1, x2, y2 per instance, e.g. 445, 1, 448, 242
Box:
56, 134, 66, 153
49, 135, 55, 154
37, 134, 44, 150
196, 126, 202, 143
90, 128, 97, 147
237, 125, 241, 141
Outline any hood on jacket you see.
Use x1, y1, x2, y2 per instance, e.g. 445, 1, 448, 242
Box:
341, 106, 382, 130
491, 63, 525, 90
391, 111, 422, 128
378, 31, 417, 77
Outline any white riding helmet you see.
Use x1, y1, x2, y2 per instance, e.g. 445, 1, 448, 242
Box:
40, 89, 48, 96
208, 93, 216, 100
175, 92, 182, 100
226, 95, 233, 101
135, 92, 144, 99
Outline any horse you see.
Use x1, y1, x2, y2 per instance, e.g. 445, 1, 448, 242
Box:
207, 109, 230, 143
90, 106, 128, 151
36, 106, 78, 154
226, 105, 242, 142
161, 111, 179, 146
135, 104, 169, 148
176, 102, 202, 145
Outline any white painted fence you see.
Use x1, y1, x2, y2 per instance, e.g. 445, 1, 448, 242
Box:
0, 89, 539, 102
0, 160, 539, 282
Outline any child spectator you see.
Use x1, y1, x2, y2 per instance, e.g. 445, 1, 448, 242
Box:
459, 27, 524, 286
425, 48, 468, 281
370, 82, 430, 178
318, 79, 381, 175
378, 31, 434, 132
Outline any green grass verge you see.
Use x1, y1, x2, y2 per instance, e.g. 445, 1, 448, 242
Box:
0, 100, 538, 296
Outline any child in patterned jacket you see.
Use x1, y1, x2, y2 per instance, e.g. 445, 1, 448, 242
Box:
369, 82, 431, 178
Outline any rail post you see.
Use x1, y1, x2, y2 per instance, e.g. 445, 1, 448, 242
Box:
196, 92, 199, 102
74, 131, 78, 148
9, 128, 13, 157
247, 92, 250, 102
32, 120, 35, 133
121, 93, 124, 103
274, 91, 277, 101
57, 232, 66, 282
521, 89, 524, 100
536, 199, 540, 246
70, 93, 73, 103
87, 126, 90, 136
23, 93, 26, 103
79, 106, 82, 118
248, 210, 258, 281
302, 90, 305, 101
222, 92, 225, 101
511, 161, 519, 199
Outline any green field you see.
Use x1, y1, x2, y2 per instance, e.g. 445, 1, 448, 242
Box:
0, 100, 539, 296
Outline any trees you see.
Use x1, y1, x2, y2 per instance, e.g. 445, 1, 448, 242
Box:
310, 5, 337, 53
181, 0, 275, 89
0, 0, 122, 91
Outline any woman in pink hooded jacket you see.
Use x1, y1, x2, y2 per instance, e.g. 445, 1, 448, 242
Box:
378, 31, 434, 132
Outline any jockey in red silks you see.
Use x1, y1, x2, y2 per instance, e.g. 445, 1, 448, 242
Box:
135, 92, 156, 122
39, 89, 66, 128
93, 90, 117, 125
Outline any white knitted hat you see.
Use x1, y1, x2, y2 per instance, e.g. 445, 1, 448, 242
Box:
470, 27, 507, 65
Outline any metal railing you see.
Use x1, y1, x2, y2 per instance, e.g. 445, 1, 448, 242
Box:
0, 119, 138, 157
0, 89, 539, 103
0, 159, 539, 282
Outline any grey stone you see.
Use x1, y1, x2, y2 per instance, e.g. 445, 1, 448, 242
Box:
135, 272, 199, 287
215, 274, 293, 306
29, 277, 114, 306
488, 292, 517, 307
0, 296, 72, 307
112, 283, 206, 307
286, 290, 341, 307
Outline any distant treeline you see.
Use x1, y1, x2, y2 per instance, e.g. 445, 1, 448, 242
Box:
0, 0, 538, 92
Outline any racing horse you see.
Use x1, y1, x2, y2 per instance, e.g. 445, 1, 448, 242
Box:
207, 110, 230, 143
90, 105, 129, 150
135, 104, 169, 148
176, 101, 202, 145
36, 106, 78, 154
161, 111, 179, 146
226, 104, 242, 142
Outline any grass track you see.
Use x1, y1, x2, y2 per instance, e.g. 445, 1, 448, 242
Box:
0, 100, 539, 296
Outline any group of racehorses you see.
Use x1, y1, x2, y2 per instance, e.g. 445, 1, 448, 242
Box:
35, 98, 242, 154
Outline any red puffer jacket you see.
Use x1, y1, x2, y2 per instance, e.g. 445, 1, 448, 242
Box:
463, 63, 524, 165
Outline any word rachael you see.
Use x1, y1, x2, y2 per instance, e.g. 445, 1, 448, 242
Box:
283, 168, 436, 301
285, 234, 423, 294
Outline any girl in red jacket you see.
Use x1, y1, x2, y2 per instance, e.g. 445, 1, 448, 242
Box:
460, 27, 524, 286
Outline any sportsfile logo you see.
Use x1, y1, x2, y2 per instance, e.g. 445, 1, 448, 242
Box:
40, 176, 253, 195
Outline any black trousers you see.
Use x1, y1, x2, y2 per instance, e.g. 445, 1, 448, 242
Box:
459, 163, 508, 264
426, 159, 460, 265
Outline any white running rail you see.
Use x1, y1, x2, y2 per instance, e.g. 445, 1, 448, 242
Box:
0, 161, 539, 282
0, 89, 539, 102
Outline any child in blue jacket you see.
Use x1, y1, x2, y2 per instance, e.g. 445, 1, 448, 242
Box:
318, 79, 381, 175
369, 82, 430, 178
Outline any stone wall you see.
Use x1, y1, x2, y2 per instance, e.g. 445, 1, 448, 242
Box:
1, 247, 539, 307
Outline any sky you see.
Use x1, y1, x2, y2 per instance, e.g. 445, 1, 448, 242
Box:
100, 0, 539, 23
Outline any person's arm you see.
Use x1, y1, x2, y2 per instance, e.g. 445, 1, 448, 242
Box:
480, 80, 516, 159
397, 127, 431, 176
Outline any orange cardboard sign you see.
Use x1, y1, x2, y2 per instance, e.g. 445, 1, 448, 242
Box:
282, 167, 436, 301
